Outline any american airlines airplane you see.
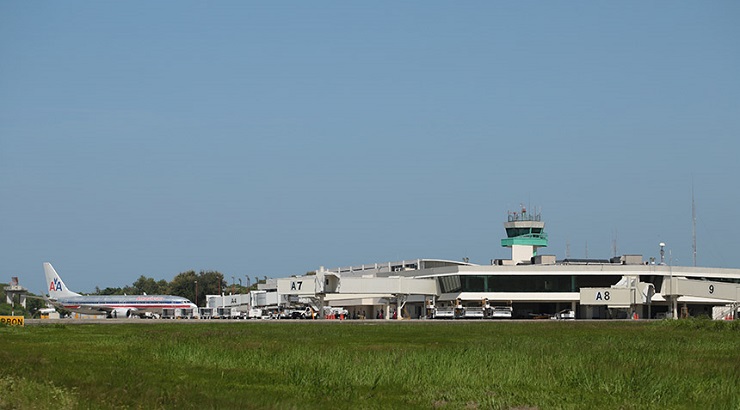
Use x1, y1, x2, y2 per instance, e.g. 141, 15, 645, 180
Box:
44, 262, 197, 318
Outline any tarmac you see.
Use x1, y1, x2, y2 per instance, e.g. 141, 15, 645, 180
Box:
23, 317, 642, 326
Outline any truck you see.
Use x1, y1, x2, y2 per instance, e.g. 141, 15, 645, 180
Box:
247, 308, 264, 319
282, 307, 315, 319
489, 306, 513, 319
211, 307, 244, 319
551, 309, 575, 320
433, 307, 455, 319
463, 307, 485, 319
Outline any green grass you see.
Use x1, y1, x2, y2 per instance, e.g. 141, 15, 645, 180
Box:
1, 320, 739, 409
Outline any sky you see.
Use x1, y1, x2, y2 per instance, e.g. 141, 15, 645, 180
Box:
2, 2, 739, 293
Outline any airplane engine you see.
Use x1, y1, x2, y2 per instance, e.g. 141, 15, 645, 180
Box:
110, 308, 136, 318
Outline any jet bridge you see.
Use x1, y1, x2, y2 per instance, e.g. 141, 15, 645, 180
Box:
579, 275, 655, 319
662, 277, 740, 301
580, 275, 655, 307
581, 275, 740, 319
277, 271, 438, 319
660, 277, 740, 319
336, 277, 438, 295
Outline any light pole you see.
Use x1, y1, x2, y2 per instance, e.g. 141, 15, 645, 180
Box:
194, 280, 198, 307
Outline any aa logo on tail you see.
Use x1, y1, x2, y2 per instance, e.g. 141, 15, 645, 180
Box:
49, 278, 63, 292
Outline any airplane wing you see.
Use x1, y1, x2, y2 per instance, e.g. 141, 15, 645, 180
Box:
23, 294, 46, 300
64, 304, 134, 317
40, 295, 63, 308
45, 299, 140, 318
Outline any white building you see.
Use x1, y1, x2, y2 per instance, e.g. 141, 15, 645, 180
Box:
273, 208, 740, 320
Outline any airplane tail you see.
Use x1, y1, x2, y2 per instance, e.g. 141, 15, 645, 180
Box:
44, 262, 81, 299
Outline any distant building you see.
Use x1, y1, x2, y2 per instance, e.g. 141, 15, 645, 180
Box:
269, 207, 740, 320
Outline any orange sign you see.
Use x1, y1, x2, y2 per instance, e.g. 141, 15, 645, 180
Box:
0, 316, 25, 326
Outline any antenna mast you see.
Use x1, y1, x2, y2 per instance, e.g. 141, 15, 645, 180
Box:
612, 230, 618, 258
692, 185, 697, 267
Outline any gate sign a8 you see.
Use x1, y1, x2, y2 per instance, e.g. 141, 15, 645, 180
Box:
580, 288, 632, 306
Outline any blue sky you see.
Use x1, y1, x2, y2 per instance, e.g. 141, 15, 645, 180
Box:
2, 2, 739, 293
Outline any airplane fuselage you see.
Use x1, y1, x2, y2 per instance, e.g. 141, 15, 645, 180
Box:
44, 262, 198, 318
55, 295, 195, 315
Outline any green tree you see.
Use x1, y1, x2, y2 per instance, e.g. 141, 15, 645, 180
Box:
169, 270, 224, 307
0, 285, 46, 318
133, 276, 163, 295
157, 279, 170, 295
95, 286, 124, 295
25, 297, 45, 317
170, 270, 198, 305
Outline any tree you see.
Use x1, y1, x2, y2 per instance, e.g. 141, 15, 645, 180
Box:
157, 279, 170, 295
133, 276, 165, 295
25, 297, 45, 317
169, 270, 224, 307
96, 286, 124, 295
0, 285, 46, 318
169, 270, 198, 303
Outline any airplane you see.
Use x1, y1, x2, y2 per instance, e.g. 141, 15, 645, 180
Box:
44, 262, 197, 318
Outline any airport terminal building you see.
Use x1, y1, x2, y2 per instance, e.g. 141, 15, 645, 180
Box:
214, 209, 740, 320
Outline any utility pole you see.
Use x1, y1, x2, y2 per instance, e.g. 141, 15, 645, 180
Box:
692, 184, 697, 267
612, 230, 618, 258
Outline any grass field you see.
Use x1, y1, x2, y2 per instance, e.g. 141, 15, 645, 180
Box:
1, 319, 739, 409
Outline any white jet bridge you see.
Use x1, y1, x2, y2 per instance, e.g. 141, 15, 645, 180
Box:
660, 276, 740, 319
277, 267, 438, 319
580, 274, 740, 319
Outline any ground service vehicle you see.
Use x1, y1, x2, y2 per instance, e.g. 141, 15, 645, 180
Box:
490, 306, 513, 319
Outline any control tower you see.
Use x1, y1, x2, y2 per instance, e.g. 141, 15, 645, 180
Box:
500, 206, 548, 264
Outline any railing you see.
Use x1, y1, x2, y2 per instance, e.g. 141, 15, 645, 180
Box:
712, 305, 737, 320
330, 259, 423, 275
519, 232, 548, 240
507, 212, 542, 222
